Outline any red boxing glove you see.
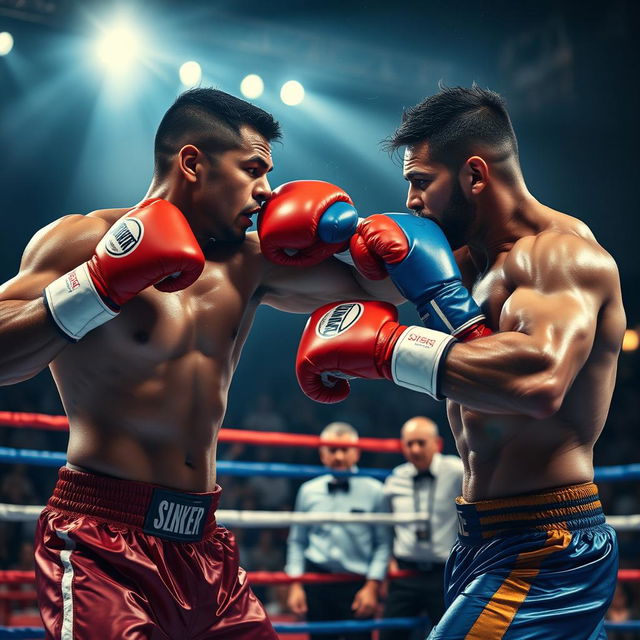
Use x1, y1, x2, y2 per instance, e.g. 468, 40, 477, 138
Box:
44, 199, 205, 341
296, 300, 457, 403
88, 199, 205, 307
349, 215, 402, 281
296, 301, 404, 403
257, 180, 359, 266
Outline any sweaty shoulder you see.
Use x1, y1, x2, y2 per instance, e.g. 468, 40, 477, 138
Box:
20, 207, 127, 274
504, 221, 619, 299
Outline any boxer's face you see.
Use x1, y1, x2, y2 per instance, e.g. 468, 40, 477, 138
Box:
196, 126, 273, 243
401, 421, 440, 472
319, 434, 360, 471
403, 142, 474, 250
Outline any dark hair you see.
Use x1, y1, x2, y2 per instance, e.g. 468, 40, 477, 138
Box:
384, 85, 518, 169
154, 88, 281, 176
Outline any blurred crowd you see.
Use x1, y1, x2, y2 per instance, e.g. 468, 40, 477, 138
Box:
0, 347, 639, 633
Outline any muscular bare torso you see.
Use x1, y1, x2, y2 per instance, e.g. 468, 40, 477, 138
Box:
448, 208, 624, 501
53, 209, 269, 491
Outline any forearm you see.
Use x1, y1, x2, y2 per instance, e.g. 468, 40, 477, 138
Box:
285, 528, 308, 576
367, 528, 392, 581
262, 257, 403, 313
0, 299, 68, 385
441, 331, 559, 418
362, 579, 380, 593
351, 269, 405, 305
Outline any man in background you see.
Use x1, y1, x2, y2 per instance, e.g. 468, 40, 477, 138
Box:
381, 416, 462, 638
286, 421, 392, 640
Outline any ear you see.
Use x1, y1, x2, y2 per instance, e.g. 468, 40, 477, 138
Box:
459, 155, 489, 196
436, 436, 444, 453
177, 145, 200, 183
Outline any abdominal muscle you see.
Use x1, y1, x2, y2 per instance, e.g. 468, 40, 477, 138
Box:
49, 263, 260, 493
54, 349, 230, 492
447, 401, 596, 502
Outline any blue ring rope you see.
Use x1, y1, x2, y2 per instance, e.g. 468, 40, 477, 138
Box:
1, 447, 639, 482
0, 620, 639, 637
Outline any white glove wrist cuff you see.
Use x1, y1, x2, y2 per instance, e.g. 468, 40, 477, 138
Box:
391, 326, 456, 400
43, 262, 119, 342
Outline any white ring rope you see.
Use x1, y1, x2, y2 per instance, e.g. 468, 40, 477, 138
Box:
1, 502, 639, 530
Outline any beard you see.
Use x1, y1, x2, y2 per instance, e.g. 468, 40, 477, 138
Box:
209, 224, 247, 245
438, 180, 475, 251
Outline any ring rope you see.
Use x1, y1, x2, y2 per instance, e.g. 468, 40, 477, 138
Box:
0, 448, 389, 479
0, 411, 402, 452
2, 502, 640, 530
0, 570, 421, 587
1, 569, 639, 587
2, 446, 640, 484
0, 503, 428, 526
0, 619, 639, 638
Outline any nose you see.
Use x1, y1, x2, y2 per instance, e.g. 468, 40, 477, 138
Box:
254, 176, 272, 204
406, 186, 423, 213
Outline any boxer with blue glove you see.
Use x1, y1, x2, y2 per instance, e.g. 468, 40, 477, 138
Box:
296, 86, 626, 640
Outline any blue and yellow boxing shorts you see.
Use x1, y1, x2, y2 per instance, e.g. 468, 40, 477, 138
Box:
428, 483, 617, 640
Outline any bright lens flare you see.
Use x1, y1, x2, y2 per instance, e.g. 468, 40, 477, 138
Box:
95, 23, 140, 72
240, 74, 264, 99
622, 329, 639, 352
280, 80, 305, 106
180, 61, 202, 86
0, 32, 14, 56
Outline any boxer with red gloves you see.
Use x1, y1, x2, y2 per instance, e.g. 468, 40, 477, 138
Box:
1, 89, 405, 639
44, 199, 205, 341
296, 300, 454, 403
350, 213, 491, 341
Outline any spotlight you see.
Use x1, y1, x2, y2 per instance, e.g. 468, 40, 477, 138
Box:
0, 32, 14, 56
240, 74, 264, 99
180, 61, 202, 87
280, 80, 305, 106
622, 329, 639, 352
95, 21, 141, 73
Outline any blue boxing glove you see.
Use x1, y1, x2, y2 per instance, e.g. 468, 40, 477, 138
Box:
350, 213, 491, 340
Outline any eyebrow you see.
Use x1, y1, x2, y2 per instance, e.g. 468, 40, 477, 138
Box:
404, 170, 435, 181
246, 155, 274, 173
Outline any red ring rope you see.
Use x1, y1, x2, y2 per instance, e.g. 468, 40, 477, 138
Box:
0, 411, 402, 452
1, 569, 639, 587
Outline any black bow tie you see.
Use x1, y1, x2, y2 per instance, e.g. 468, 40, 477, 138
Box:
328, 478, 350, 494
413, 469, 434, 482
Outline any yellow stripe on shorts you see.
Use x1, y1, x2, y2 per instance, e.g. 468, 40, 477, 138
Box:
465, 529, 572, 639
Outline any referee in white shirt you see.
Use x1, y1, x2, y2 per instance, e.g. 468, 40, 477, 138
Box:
381, 417, 463, 640
286, 422, 392, 640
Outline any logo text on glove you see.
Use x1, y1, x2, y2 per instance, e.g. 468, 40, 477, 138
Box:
407, 331, 436, 348
103, 218, 144, 258
317, 303, 363, 338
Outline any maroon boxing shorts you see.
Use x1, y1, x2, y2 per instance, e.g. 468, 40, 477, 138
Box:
35, 466, 277, 639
